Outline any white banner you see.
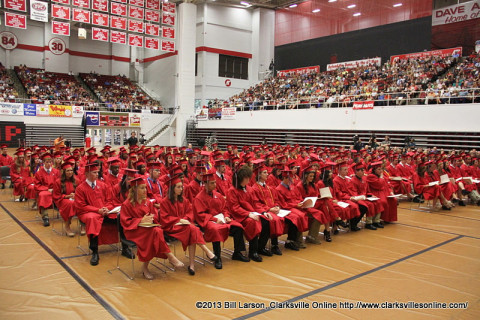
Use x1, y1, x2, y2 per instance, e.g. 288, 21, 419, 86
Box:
432, 0, 480, 26
221, 107, 236, 120
0, 102, 23, 115
36, 104, 49, 116
476, 40, 480, 53
327, 58, 381, 71
195, 108, 207, 121
72, 105, 84, 118
30, 0, 49, 22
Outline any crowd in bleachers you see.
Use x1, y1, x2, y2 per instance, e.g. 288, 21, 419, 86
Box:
15, 65, 96, 106
0, 63, 19, 102
80, 72, 163, 113
217, 52, 480, 110
2, 140, 480, 279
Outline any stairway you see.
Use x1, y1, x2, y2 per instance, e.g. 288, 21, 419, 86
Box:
7, 68, 27, 100
74, 74, 100, 102
25, 124, 85, 147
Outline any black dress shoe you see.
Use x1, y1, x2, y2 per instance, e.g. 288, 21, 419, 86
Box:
121, 247, 135, 259
187, 266, 195, 275
271, 245, 282, 256
442, 205, 451, 211
350, 226, 361, 232
365, 224, 377, 230
258, 248, 273, 256
43, 217, 50, 227
373, 222, 384, 228
284, 241, 299, 251
461, 190, 470, 196
333, 229, 339, 235
459, 201, 466, 206
323, 230, 332, 242
232, 252, 250, 262
249, 252, 263, 262
214, 258, 222, 269
90, 252, 99, 266
1, 183, 5, 189
335, 220, 348, 228
413, 196, 423, 203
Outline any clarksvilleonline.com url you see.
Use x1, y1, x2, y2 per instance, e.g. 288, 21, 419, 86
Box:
195, 300, 469, 310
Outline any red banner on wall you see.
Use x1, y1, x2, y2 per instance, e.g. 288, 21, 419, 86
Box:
277, 65, 320, 77
128, 34, 143, 47
53, 0, 70, 4
162, 12, 175, 26
111, 15, 127, 29
111, 30, 126, 44
72, 0, 90, 9
145, 37, 159, 50
327, 57, 381, 71
145, 23, 159, 36
390, 47, 463, 63
52, 21, 70, 36
92, 12, 109, 26
145, 9, 160, 22
161, 40, 174, 52
92, 27, 109, 42
146, 0, 159, 10
92, 0, 108, 12
128, 19, 144, 33
52, 4, 71, 20
4, 12, 27, 29
4, 0, 26, 12
130, 0, 144, 7
111, 2, 127, 16
72, 8, 91, 23
162, 26, 175, 39
352, 101, 374, 110
162, 2, 176, 14
129, 5, 144, 19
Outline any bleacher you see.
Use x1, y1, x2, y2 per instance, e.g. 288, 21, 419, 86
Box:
0, 63, 19, 102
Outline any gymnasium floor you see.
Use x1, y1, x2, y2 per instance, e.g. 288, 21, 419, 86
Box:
1, 186, 479, 319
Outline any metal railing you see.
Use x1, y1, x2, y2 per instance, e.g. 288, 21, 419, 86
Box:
206, 88, 480, 112
144, 107, 180, 144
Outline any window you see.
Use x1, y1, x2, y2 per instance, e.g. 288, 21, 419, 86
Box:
218, 54, 248, 80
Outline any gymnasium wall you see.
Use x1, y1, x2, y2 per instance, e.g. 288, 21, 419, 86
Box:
274, 16, 432, 72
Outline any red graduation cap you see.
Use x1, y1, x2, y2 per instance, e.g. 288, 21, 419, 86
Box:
130, 177, 146, 187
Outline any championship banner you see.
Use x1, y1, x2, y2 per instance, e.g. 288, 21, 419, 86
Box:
23, 104, 37, 116
390, 47, 463, 63
111, 30, 127, 44
130, 0, 144, 7
221, 107, 236, 120
327, 58, 381, 71
72, 105, 84, 117
0, 121, 26, 147
277, 65, 320, 77
36, 104, 49, 116
145, 9, 160, 22
129, 5, 145, 20
92, 27, 109, 42
0, 103, 23, 115
30, 0, 49, 23
72, 8, 91, 23
162, 2, 175, 14
161, 12, 175, 26
432, 0, 480, 26
52, 4, 71, 20
128, 19, 144, 33
92, 0, 109, 12
146, 0, 159, 10
92, 12, 109, 27
72, 0, 90, 9
4, 12, 27, 29
52, 0, 70, 4
4, 0, 27, 12
111, 2, 127, 16
85, 111, 100, 125
161, 40, 174, 52
128, 34, 143, 47
144, 37, 159, 50
352, 101, 374, 110
162, 26, 175, 39
195, 108, 207, 121
145, 23, 159, 36
111, 16, 127, 30
100, 112, 129, 126
49, 105, 72, 117
52, 21, 70, 36
129, 113, 141, 127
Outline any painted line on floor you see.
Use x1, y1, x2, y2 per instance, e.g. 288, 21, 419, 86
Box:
234, 235, 463, 320
0, 203, 125, 320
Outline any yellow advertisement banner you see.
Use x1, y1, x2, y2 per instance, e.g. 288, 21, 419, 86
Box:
49, 105, 72, 117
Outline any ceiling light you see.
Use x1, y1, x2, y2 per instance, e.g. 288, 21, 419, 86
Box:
312, 8, 320, 13
393, 3, 403, 7
353, 12, 361, 16
240, 1, 251, 7
289, 4, 297, 8
347, 4, 356, 9
328, 0, 337, 2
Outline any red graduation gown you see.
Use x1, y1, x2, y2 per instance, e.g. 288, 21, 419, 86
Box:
184, 179, 202, 204
252, 182, 285, 237
295, 181, 327, 224
159, 197, 206, 250
146, 177, 165, 204
214, 173, 230, 197
348, 175, 382, 217
332, 175, 361, 220
412, 172, 440, 200
0, 154, 13, 184
34, 167, 60, 210
52, 179, 76, 222
275, 183, 309, 232
226, 186, 262, 241
74, 180, 119, 245
193, 188, 243, 243
314, 181, 341, 222
120, 199, 170, 262
366, 173, 397, 222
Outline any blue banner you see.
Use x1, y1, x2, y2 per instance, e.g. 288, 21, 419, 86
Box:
23, 104, 36, 116
85, 111, 100, 126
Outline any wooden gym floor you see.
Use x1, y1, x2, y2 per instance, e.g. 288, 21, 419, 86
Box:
0, 185, 479, 319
